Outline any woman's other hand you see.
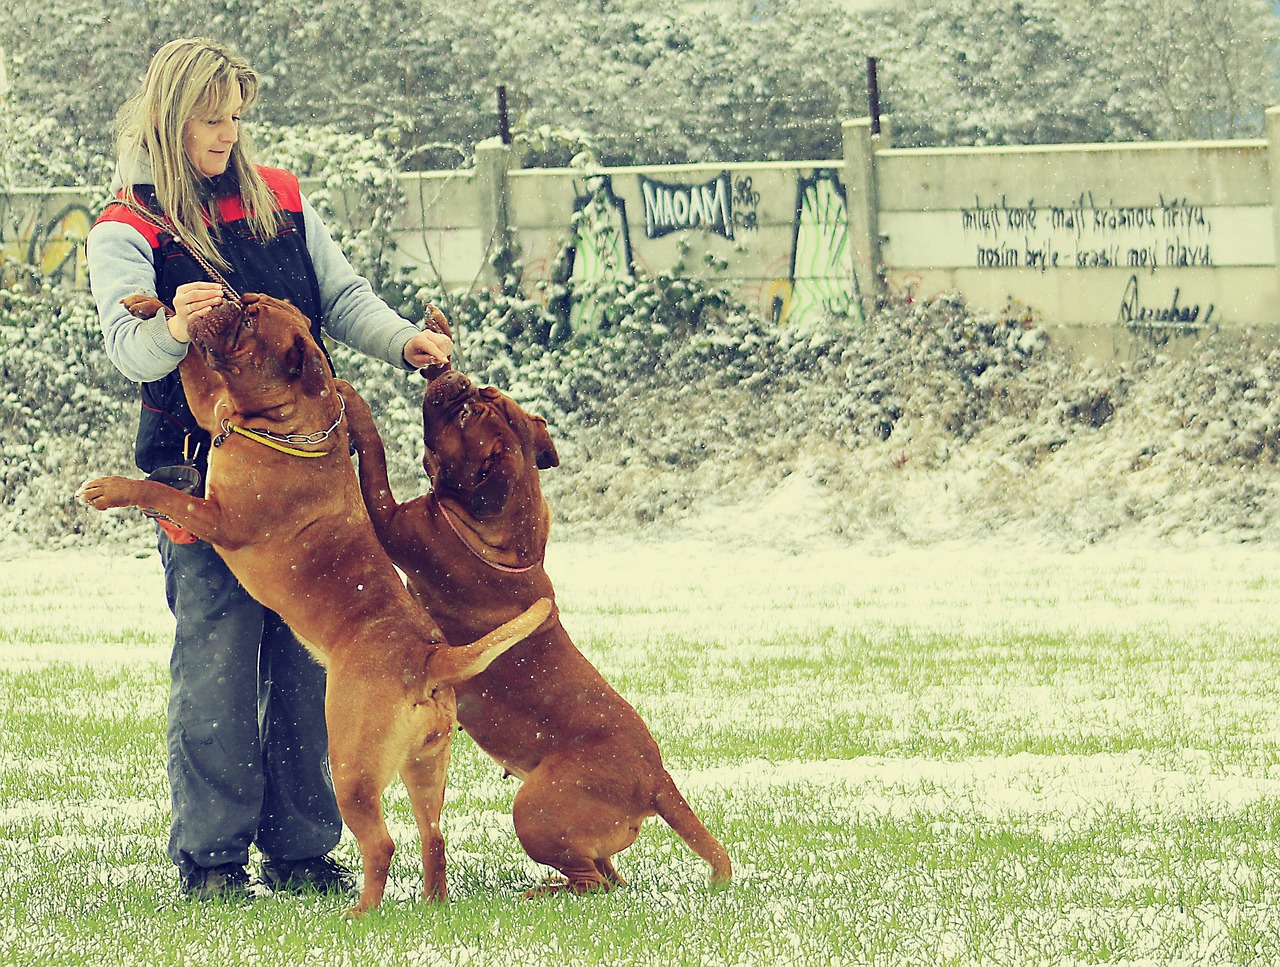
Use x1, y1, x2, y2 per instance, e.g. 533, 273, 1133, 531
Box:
170, 281, 226, 342
403, 329, 453, 370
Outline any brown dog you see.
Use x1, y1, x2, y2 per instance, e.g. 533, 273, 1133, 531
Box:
339, 369, 732, 895
78, 293, 551, 916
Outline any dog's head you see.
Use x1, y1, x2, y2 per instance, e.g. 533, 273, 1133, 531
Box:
420, 370, 558, 519
189, 293, 332, 415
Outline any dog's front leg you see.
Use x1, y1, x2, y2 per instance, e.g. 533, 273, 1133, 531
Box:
77, 476, 248, 550
335, 381, 404, 538
122, 294, 174, 320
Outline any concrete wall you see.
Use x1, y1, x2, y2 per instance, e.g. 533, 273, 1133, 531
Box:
385, 142, 857, 330
864, 124, 1275, 355
382, 122, 1279, 354
5, 113, 1277, 358
0, 188, 97, 285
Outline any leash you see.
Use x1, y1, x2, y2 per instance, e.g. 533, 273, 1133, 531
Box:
112, 196, 344, 461
107, 197, 244, 308
437, 501, 537, 574
212, 394, 346, 459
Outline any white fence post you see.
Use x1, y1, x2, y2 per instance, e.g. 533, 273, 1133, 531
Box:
843, 117, 883, 316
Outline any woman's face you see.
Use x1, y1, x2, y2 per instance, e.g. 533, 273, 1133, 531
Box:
183, 89, 242, 179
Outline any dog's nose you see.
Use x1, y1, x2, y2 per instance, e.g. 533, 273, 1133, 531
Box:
191, 302, 249, 358
426, 370, 474, 410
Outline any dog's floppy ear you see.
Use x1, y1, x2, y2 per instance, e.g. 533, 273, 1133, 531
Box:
530, 414, 559, 470
285, 333, 331, 397
283, 334, 306, 378
421, 445, 441, 484
490, 390, 559, 470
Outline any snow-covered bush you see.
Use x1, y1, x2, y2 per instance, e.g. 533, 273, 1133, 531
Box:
0, 108, 113, 189
7, 239, 1280, 553
0, 280, 144, 550
257, 125, 431, 319
6, 0, 1274, 175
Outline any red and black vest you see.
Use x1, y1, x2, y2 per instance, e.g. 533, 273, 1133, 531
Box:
96, 166, 325, 475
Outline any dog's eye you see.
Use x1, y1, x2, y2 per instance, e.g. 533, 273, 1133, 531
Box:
474, 451, 497, 483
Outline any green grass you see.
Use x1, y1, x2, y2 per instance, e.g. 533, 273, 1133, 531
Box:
3, 544, 1280, 965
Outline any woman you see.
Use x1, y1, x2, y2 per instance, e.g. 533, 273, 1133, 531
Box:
86, 38, 452, 901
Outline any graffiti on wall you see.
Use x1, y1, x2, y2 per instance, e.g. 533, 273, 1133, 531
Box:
784, 170, 858, 326
956, 191, 1221, 338
731, 176, 762, 234
564, 175, 634, 330
553, 168, 856, 330
1116, 274, 1215, 338
960, 193, 1215, 273
0, 199, 93, 286
640, 172, 735, 241
631, 168, 854, 327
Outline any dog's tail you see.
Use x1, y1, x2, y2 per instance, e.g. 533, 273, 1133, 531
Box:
654, 774, 732, 886
427, 598, 554, 685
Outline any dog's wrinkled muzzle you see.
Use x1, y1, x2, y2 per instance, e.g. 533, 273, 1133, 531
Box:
425, 370, 475, 418
189, 302, 249, 370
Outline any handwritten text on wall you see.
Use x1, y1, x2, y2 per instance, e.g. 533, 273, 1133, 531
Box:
959, 193, 1212, 272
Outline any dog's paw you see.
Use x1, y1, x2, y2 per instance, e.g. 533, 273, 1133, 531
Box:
76, 475, 136, 510
422, 304, 453, 340
122, 293, 174, 320
522, 875, 611, 899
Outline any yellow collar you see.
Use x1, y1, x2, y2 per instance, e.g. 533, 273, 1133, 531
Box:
211, 395, 344, 458
218, 422, 331, 458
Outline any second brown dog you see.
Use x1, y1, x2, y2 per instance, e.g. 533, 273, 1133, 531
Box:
339, 370, 732, 895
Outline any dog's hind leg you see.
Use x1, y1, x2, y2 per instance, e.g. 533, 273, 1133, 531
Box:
326, 684, 405, 917
595, 857, 627, 887
331, 767, 396, 917
522, 862, 612, 897
512, 770, 637, 897
398, 726, 455, 902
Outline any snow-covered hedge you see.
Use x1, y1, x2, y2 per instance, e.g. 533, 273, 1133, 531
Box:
8, 259, 1280, 556
0, 279, 144, 550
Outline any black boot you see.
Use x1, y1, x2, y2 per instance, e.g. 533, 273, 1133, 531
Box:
180, 863, 255, 901
261, 854, 355, 894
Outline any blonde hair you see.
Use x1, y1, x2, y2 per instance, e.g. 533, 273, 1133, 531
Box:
115, 38, 281, 271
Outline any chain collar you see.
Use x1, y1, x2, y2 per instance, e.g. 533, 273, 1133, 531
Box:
212, 395, 346, 458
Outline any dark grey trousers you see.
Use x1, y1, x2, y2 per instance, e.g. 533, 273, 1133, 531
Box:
158, 531, 342, 876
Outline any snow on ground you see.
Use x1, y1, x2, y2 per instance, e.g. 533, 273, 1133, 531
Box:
5, 523, 1277, 816
5, 470, 1276, 660
4, 479, 1280, 963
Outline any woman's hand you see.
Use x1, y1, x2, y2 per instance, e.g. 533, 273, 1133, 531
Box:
403, 329, 453, 370
169, 282, 226, 342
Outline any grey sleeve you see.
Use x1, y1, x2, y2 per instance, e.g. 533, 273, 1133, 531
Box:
86, 221, 189, 384
303, 196, 417, 370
